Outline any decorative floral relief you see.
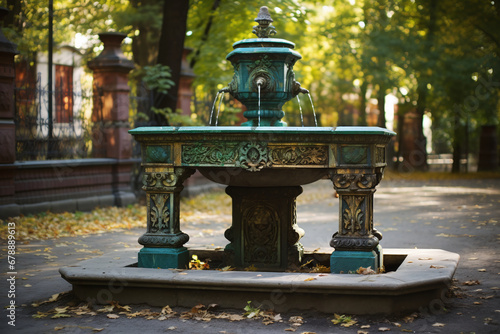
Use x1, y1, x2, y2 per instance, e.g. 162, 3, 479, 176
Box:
342, 196, 365, 235
270, 146, 328, 165
150, 193, 170, 233
243, 204, 279, 265
182, 142, 238, 165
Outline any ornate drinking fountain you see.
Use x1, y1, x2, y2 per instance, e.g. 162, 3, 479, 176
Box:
130, 7, 392, 273
61, 7, 459, 315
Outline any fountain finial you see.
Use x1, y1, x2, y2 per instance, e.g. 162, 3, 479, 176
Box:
253, 6, 276, 38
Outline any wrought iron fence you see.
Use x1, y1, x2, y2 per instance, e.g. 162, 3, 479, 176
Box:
14, 68, 103, 161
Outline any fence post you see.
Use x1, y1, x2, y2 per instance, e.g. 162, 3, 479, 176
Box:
0, 8, 18, 164
88, 32, 134, 159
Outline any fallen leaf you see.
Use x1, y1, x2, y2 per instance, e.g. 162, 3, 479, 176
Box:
285, 328, 297, 332
430, 265, 445, 269
167, 326, 177, 330
378, 327, 390, 331
97, 305, 114, 313
358, 331, 369, 334
289, 316, 304, 324
478, 269, 487, 272
432, 322, 445, 327
51, 313, 71, 319
356, 266, 376, 275
360, 324, 370, 328
473, 302, 482, 305
54, 326, 65, 331
463, 280, 480, 286
92, 329, 104, 332
107, 314, 120, 319
304, 277, 316, 281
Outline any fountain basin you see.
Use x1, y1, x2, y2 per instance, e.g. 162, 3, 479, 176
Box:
130, 126, 395, 180
60, 248, 459, 315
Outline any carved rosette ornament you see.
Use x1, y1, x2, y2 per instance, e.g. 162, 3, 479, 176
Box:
237, 142, 271, 172
139, 168, 195, 248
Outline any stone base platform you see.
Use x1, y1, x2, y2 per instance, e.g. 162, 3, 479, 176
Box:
59, 248, 459, 315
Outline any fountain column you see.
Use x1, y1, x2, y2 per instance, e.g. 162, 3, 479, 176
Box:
225, 186, 304, 270
329, 168, 384, 273
138, 167, 195, 268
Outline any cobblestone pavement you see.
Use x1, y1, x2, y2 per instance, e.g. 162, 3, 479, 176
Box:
1, 177, 499, 333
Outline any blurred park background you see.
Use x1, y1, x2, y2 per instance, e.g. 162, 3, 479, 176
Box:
1, 0, 499, 219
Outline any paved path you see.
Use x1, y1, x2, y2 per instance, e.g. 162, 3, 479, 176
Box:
1, 177, 499, 333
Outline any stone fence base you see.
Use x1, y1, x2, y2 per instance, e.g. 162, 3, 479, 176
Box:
0, 158, 136, 219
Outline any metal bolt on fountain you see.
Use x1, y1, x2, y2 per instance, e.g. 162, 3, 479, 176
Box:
60, 6, 459, 315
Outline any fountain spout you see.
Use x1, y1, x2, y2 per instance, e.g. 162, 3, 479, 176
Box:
292, 81, 309, 96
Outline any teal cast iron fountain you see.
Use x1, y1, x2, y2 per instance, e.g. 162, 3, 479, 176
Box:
223, 6, 308, 126
129, 6, 395, 273
60, 6, 460, 315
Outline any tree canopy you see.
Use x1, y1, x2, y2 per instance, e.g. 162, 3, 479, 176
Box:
2, 0, 499, 171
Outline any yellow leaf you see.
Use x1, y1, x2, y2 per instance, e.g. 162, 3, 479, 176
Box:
304, 277, 316, 281
107, 314, 120, 319
432, 322, 445, 327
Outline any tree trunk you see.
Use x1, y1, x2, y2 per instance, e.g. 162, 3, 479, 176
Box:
155, 0, 190, 123
377, 85, 386, 128
358, 80, 368, 126
451, 110, 462, 173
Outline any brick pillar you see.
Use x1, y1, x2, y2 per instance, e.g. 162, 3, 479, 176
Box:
88, 32, 134, 159
0, 7, 18, 164
0, 8, 19, 215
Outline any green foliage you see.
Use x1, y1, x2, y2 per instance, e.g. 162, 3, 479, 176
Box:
141, 64, 175, 95
3, 0, 499, 162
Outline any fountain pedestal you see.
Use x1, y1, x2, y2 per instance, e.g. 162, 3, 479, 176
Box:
225, 186, 304, 270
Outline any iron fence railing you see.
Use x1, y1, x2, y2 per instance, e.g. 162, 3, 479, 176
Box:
14, 70, 103, 161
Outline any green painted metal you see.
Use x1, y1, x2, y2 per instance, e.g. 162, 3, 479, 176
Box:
138, 247, 190, 269
223, 7, 306, 126
330, 250, 379, 274
128, 6, 397, 273
129, 126, 396, 136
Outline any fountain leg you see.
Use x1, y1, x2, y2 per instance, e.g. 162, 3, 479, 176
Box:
225, 186, 304, 271
329, 168, 384, 273
138, 167, 195, 269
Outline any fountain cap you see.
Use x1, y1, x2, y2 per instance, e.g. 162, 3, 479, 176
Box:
252, 6, 276, 38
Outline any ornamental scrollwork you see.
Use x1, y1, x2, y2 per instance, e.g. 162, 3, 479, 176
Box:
330, 173, 382, 190
142, 169, 195, 190
270, 146, 328, 165
182, 142, 238, 165
143, 172, 176, 190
